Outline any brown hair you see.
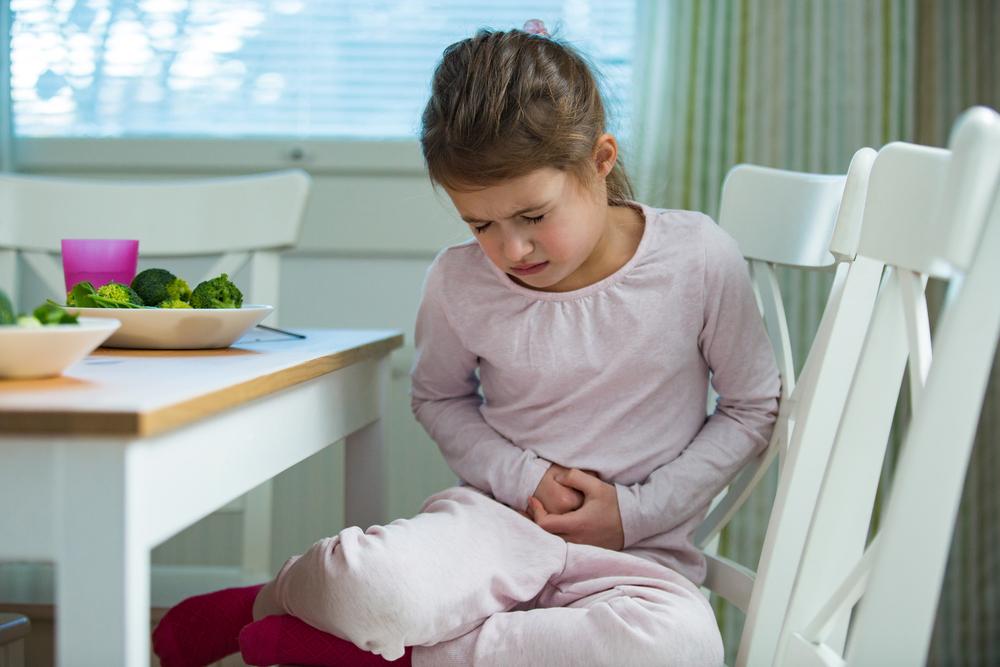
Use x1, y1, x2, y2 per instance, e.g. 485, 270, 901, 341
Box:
420, 28, 633, 206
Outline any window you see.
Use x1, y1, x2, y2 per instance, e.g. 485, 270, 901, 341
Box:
11, 0, 635, 140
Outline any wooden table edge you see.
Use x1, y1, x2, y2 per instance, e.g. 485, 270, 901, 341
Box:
0, 333, 404, 438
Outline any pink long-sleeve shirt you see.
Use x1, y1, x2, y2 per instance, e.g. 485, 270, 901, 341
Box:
410, 204, 780, 583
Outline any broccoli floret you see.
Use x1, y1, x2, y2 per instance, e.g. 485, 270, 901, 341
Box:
158, 298, 192, 309
64, 281, 142, 309
190, 273, 243, 309
165, 277, 191, 303
96, 281, 145, 308
132, 268, 190, 307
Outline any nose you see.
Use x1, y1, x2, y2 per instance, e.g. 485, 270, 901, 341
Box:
502, 227, 533, 262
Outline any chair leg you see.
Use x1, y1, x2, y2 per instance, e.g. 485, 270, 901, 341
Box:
0, 613, 30, 667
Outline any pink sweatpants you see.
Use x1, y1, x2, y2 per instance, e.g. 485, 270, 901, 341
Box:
253, 486, 723, 666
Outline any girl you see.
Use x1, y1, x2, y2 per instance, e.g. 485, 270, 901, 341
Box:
154, 21, 779, 667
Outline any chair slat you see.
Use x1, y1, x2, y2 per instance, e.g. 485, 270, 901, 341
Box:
19, 251, 64, 300
200, 252, 252, 287
801, 536, 876, 643
898, 269, 932, 412
694, 418, 785, 546
786, 635, 847, 667
702, 552, 756, 612
0, 170, 310, 254
773, 266, 913, 658
736, 255, 883, 667
751, 260, 796, 401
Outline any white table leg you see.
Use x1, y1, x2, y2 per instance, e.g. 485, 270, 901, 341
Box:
344, 357, 389, 529
55, 441, 149, 667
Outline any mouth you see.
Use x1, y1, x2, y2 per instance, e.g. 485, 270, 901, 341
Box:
509, 261, 548, 276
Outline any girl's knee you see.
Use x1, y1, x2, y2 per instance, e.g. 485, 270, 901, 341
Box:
289, 528, 431, 637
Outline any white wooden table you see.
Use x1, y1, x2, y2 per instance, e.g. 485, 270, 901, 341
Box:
0, 329, 402, 666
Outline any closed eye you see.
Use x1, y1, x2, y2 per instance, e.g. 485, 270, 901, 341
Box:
522, 214, 544, 224
472, 222, 491, 234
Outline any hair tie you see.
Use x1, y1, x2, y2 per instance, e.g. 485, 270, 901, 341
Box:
523, 19, 549, 37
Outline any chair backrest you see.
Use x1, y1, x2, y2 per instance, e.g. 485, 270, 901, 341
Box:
718, 164, 839, 405
774, 106, 1000, 667
0, 169, 311, 323
698, 148, 883, 666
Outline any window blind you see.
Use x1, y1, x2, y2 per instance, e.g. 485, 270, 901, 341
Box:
10, 0, 635, 139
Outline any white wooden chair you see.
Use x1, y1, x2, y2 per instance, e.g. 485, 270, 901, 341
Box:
773, 107, 1000, 666
696, 147, 886, 666
0, 169, 311, 585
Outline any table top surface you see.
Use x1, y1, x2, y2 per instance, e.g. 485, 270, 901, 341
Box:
0, 328, 403, 438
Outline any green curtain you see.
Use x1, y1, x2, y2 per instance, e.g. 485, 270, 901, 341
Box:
631, 0, 998, 664
914, 3, 1000, 665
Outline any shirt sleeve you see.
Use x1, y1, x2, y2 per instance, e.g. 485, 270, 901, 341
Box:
615, 219, 781, 547
410, 254, 550, 511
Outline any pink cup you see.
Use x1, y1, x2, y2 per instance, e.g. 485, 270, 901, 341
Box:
61, 239, 140, 293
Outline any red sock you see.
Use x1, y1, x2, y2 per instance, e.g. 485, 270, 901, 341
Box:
239, 614, 412, 667
152, 583, 264, 667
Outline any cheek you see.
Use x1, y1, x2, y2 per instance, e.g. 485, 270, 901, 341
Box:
475, 235, 505, 264
537, 224, 585, 262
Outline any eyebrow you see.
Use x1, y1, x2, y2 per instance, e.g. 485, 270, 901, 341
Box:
460, 203, 549, 224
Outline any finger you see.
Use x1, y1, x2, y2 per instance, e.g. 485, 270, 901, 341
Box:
535, 508, 582, 535
555, 468, 603, 495
528, 496, 548, 522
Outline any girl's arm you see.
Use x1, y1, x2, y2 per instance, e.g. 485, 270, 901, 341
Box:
615, 222, 781, 548
411, 259, 550, 511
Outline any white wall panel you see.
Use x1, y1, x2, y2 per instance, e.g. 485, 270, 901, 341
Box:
298, 174, 468, 254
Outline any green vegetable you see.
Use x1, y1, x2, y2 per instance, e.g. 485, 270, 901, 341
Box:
190, 273, 243, 309
0, 287, 14, 325
158, 298, 192, 309
5, 292, 78, 327
96, 282, 145, 307
131, 268, 191, 307
0, 289, 72, 327
166, 277, 192, 302
67, 281, 100, 307
33, 302, 78, 325
66, 281, 145, 309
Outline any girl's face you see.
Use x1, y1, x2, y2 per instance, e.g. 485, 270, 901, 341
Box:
445, 167, 613, 292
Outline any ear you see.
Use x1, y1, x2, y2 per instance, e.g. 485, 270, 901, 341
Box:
593, 133, 619, 178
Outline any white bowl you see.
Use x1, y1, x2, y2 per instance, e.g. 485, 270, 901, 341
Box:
64, 305, 273, 349
0, 317, 121, 379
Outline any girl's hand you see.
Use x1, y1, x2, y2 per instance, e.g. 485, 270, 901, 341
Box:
528, 468, 625, 551
530, 462, 585, 515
